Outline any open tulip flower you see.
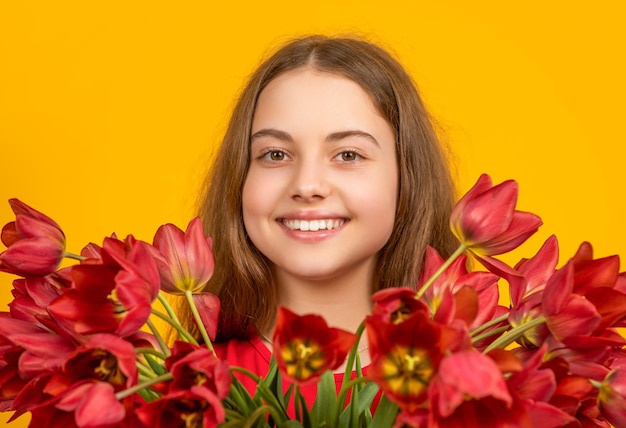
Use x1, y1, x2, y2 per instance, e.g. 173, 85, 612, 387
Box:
366, 310, 461, 412
1, 174, 625, 428
272, 307, 356, 386
47, 236, 161, 338
418, 246, 500, 330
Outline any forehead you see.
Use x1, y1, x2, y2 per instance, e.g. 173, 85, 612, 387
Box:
252, 68, 386, 131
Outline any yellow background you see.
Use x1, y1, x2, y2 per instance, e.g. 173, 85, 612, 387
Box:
0, 1, 624, 425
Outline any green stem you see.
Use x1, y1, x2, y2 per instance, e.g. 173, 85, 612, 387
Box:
137, 367, 156, 380
242, 405, 278, 428
146, 318, 170, 356
135, 347, 167, 360
221, 411, 245, 428
135, 359, 154, 373
115, 372, 173, 400
471, 325, 511, 344
225, 378, 249, 415
415, 244, 467, 298
157, 292, 183, 326
185, 290, 214, 354
470, 313, 510, 337
337, 376, 369, 392
484, 316, 546, 352
590, 379, 602, 389
294, 385, 302, 422
230, 366, 262, 384
64, 251, 86, 261
151, 308, 198, 344
330, 321, 367, 427
342, 322, 366, 382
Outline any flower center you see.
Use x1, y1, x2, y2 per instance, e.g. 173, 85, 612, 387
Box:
174, 399, 206, 428
91, 349, 126, 386
107, 289, 126, 316
281, 338, 326, 381
382, 346, 434, 399
390, 304, 414, 324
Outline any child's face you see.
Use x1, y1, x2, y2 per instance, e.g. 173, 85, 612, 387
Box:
242, 67, 398, 285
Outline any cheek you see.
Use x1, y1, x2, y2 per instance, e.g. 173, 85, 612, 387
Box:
346, 170, 398, 230
242, 178, 263, 226
372, 168, 399, 237
242, 171, 281, 231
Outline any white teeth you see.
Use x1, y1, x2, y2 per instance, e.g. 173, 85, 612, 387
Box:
283, 219, 345, 231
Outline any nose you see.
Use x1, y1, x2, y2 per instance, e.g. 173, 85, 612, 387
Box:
289, 158, 331, 202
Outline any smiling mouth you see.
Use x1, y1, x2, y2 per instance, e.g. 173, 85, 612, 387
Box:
281, 219, 346, 231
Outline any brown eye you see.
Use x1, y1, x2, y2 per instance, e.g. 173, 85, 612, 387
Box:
270, 151, 284, 161
339, 151, 359, 162
263, 150, 287, 161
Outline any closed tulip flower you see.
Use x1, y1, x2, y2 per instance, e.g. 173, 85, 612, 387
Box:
153, 217, 214, 294
0, 199, 66, 276
450, 174, 542, 257
598, 368, 626, 428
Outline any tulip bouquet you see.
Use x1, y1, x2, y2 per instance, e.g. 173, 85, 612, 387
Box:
0, 173, 625, 428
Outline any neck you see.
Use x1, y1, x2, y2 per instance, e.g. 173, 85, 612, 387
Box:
273, 265, 374, 334
262, 269, 374, 370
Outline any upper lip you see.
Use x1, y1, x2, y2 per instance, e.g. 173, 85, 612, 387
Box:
276, 211, 349, 221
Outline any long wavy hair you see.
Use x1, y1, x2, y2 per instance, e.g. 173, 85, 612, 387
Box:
185, 34, 459, 341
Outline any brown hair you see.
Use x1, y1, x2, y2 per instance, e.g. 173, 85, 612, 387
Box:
188, 34, 458, 341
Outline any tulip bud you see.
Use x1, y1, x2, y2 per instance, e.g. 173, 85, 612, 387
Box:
450, 174, 542, 256
0, 199, 66, 276
153, 217, 214, 294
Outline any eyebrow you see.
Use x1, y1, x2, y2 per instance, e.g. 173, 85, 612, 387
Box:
250, 129, 380, 147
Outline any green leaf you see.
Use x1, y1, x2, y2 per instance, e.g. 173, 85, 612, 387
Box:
354, 382, 379, 416
228, 375, 260, 416
370, 395, 398, 428
143, 353, 166, 376
265, 359, 287, 410
279, 421, 305, 428
311, 371, 337, 425
296, 387, 312, 428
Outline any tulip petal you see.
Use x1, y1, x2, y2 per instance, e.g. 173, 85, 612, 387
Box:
8, 199, 61, 230
193, 293, 220, 341
0, 237, 64, 276
546, 295, 600, 343
460, 180, 518, 243
433, 350, 512, 417
543, 262, 574, 316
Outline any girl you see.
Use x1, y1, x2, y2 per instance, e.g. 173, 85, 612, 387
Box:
183, 34, 458, 397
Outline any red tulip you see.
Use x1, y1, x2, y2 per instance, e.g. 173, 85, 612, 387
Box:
450, 174, 542, 256
0, 199, 66, 276
598, 368, 626, 427
366, 310, 454, 412
428, 350, 516, 422
16, 334, 136, 427
153, 217, 215, 294
0, 315, 75, 379
136, 386, 226, 428
419, 246, 500, 329
370, 287, 429, 325
192, 293, 220, 342
48, 333, 138, 393
273, 307, 356, 385
48, 236, 160, 337
165, 344, 231, 398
